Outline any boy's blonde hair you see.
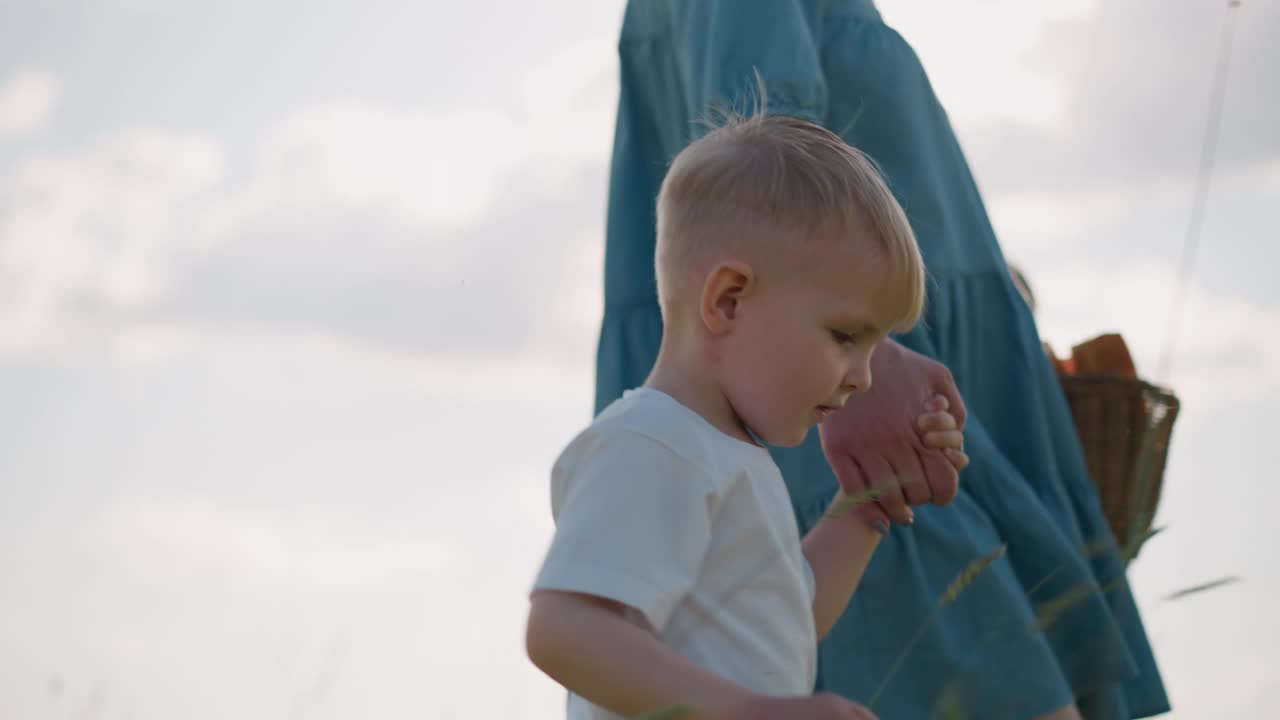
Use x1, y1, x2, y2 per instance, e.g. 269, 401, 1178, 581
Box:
655, 112, 926, 332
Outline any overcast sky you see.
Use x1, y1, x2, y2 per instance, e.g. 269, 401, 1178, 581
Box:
1, 1, 1277, 718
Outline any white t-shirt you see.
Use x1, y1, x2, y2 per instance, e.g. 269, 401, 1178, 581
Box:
532, 387, 818, 720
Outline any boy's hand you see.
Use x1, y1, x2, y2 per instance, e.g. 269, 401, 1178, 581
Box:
916, 394, 969, 472
735, 693, 878, 720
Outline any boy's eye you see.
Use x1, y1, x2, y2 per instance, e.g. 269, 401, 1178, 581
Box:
830, 329, 858, 346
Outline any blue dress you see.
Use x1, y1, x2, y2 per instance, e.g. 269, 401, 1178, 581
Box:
595, 1, 1170, 718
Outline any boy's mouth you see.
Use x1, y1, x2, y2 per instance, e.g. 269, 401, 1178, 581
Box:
815, 405, 838, 423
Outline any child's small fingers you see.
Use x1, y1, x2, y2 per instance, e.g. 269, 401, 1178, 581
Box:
924, 393, 950, 413
923, 429, 964, 450
945, 447, 970, 470
916, 411, 957, 432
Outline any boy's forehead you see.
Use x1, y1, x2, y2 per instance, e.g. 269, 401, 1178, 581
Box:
798, 238, 890, 281
805, 253, 902, 325
757, 226, 884, 272
819, 288, 884, 324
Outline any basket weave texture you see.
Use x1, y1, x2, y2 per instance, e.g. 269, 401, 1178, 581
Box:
1059, 374, 1180, 554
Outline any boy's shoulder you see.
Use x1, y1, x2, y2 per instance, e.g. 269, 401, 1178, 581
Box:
558, 387, 773, 488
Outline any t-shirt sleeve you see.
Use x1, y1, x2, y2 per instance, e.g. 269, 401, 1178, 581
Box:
532, 429, 716, 633
671, 0, 828, 129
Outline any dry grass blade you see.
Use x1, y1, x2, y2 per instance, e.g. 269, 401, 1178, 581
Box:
1024, 532, 1123, 600
635, 704, 696, 720
1163, 575, 1241, 603
934, 686, 969, 720
1082, 531, 1118, 559
940, 545, 1007, 608
1031, 582, 1099, 632
1121, 525, 1165, 565
822, 478, 901, 520
871, 544, 1007, 709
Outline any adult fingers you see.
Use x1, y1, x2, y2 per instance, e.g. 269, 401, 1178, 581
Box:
889, 445, 932, 507
838, 699, 879, 720
848, 705, 879, 720
828, 452, 891, 533
812, 693, 879, 720
857, 453, 913, 525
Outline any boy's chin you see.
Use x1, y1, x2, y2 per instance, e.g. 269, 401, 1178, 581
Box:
768, 426, 812, 448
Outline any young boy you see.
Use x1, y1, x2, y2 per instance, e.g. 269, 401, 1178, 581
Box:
526, 113, 964, 720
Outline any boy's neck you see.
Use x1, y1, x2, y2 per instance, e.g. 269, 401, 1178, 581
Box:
644, 337, 760, 446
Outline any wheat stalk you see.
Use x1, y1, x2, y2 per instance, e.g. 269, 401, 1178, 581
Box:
941, 545, 1008, 608
822, 477, 903, 520
869, 544, 1008, 709
934, 686, 969, 720
634, 704, 696, 720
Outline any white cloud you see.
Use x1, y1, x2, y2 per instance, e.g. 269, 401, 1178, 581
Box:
986, 161, 1274, 258
0, 128, 225, 354
1263, 157, 1280, 194
885, 0, 1096, 132
106, 319, 598, 413
100, 496, 454, 589
954, 0, 1280, 195
987, 183, 1145, 253
1029, 261, 1280, 412
216, 103, 531, 234
203, 36, 618, 244
520, 35, 618, 169
0, 66, 60, 139
0, 47, 611, 375
986, 156, 1280, 348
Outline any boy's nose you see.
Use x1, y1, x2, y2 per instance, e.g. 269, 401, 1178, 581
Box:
841, 361, 873, 393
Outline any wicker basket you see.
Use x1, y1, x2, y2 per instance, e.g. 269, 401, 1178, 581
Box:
1058, 374, 1180, 557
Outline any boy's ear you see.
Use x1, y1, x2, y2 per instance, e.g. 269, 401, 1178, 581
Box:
700, 261, 755, 335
